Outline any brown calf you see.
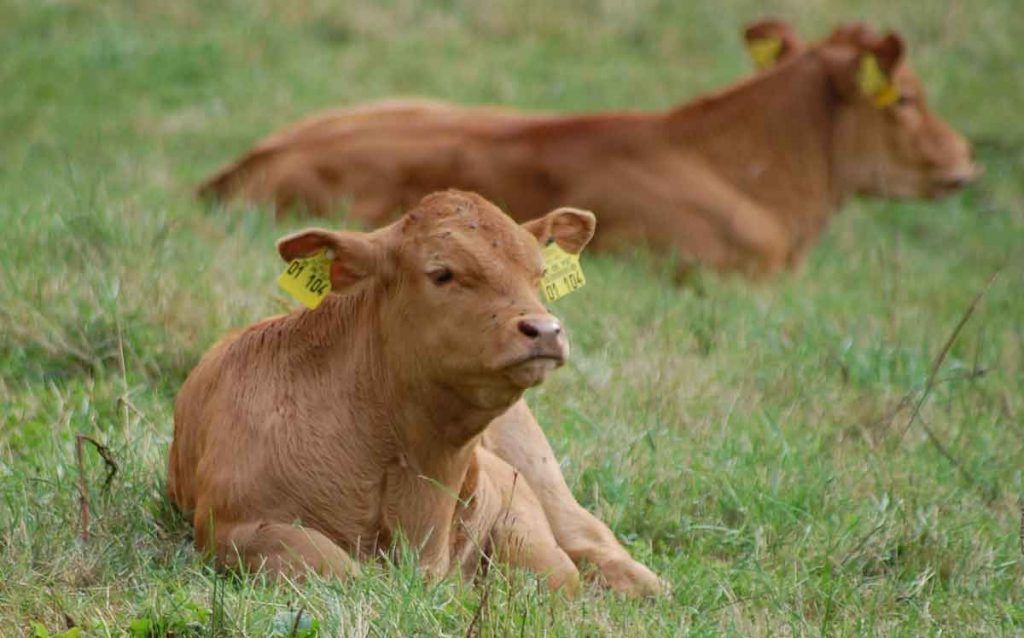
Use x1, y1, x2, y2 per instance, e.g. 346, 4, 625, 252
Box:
199, 21, 978, 277
167, 190, 662, 596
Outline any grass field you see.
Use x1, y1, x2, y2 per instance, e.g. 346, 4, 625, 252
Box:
2, 0, 1023, 635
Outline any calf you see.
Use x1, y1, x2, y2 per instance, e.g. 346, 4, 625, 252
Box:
167, 190, 661, 595
199, 22, 978, 277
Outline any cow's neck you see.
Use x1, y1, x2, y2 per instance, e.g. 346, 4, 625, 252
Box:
664, 51, 844, 237
298, 292, 507, 479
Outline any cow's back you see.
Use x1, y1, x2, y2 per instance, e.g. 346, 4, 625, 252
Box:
197, 100, 528, 210
197, 99, 654, 224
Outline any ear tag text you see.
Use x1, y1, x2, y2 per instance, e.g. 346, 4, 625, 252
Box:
857, 54, 898, 108
278, 249, 332, 309
746, 36, 782, 70
541, 241, 586, 302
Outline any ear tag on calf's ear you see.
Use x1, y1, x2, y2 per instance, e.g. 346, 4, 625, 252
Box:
872, 82, 898, 108
857, 54, 899, 108
278, 248, 332, 309
746, 36, 782, 70
541, 241, 586, 302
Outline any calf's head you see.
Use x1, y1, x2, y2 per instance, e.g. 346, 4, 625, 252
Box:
821, 23, 980, 200
277, 190, 596, 410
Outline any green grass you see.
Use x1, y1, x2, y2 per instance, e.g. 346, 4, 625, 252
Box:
2, 0, 1023, 635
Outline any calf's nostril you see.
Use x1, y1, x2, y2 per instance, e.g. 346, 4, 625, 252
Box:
517, 320, 540, 339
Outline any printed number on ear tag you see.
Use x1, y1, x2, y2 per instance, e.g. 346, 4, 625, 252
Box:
278, 249, 332, 309
541, 241, 586, 302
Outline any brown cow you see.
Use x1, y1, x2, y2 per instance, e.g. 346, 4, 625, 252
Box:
199, 22, 978, 277
167, 190, 662, 596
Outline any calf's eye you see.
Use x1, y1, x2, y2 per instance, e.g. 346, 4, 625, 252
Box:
428, 267, 454, 286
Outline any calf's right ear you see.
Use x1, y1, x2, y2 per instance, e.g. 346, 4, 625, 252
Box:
824, 28, 905, 108
743, 19, 803, 69
522, 207, 597, 255
277, 228, 380, 291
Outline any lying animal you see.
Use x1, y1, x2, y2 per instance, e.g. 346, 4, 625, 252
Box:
167, 190, 662, 596
199, 21, 978, 277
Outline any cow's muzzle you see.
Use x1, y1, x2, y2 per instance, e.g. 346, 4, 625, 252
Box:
499, 314, 569, 387
516, 315, 566, 357
931, 163, 982, 197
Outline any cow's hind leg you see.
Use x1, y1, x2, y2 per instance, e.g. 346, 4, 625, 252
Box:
482, 402, 663, 596
206, 519, 359, 580
474, 448, 580, 595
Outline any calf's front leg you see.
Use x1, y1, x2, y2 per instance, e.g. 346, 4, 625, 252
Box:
471, 448, 580, 594
482, 401, 663, 596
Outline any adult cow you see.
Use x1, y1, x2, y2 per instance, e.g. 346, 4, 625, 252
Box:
167, 190, 662, 596
198, 22, 978, 276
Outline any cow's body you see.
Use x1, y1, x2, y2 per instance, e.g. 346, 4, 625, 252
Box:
167, 191, 661, 595
201, 23, 977, 277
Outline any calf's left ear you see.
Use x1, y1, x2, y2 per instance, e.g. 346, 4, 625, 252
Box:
522, 207, 597, 255
277, 228, 380, 291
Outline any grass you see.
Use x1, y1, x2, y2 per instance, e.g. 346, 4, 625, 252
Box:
2, 0, 1023, 635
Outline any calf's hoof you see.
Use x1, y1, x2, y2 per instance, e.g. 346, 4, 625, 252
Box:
598, 557, 665, 597
541, 560, 581, 597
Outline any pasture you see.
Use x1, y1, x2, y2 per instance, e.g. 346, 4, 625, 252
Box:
1, 0, 1022, 635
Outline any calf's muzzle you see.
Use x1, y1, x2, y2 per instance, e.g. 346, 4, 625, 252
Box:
515, 314, 567, 363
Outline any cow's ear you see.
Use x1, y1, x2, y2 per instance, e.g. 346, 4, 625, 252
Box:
826, 26, 905, 107
743, 19, 803, 69
869, 33, 904, 78
277, 228, 380, 290
853, 33, 904, 107
522, 207, 596, 255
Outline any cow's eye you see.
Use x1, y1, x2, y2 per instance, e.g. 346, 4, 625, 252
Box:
428, 267, 454, 286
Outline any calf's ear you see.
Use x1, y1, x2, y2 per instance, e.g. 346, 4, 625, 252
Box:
277, 228, 380, 290
826, 27, 905, 107
743, 19, 803, 69
868, 33, 904, 78
522, 207, 596, 255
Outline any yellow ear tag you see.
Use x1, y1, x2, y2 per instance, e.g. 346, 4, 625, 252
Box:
857, 54, 899, 108
541, 241, 586, 302
746, 36, 783, 70
872, 83, 899, 108
277, 248, 332, 309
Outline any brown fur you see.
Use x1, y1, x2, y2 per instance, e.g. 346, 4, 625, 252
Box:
167, 190, 662, 595
200, 22, 978, 277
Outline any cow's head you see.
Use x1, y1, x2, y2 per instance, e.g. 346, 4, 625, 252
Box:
743, 19, 804, 69
821, 23, 980, 200
277, 190, 596, 410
